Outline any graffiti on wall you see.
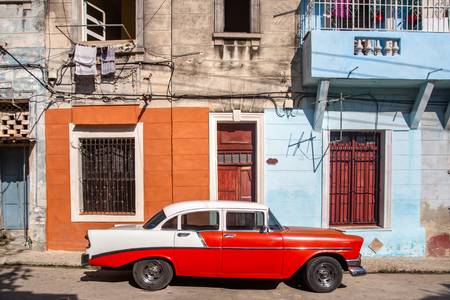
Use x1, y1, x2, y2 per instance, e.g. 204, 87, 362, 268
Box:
286, 131, 330, 172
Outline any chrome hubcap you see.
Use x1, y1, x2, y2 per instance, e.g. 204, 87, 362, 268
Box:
142, 262, 163, 283
315, 263, 336, 288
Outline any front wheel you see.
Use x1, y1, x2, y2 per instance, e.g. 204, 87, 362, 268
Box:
132, 259, 173, 291
303, 256, 343, 293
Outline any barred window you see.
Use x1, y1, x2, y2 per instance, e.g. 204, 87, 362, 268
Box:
79, 137, 135, 214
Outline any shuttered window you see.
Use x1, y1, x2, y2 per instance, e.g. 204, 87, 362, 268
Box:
79, 137, 135, 214
329, 132, 382, 226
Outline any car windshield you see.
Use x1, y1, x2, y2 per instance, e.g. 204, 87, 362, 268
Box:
143, 210, 167, 229
268, 210, 283, 231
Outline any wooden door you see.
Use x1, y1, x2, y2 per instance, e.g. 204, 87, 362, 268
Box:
329, 132, 381, 226
217, 123, 255, 202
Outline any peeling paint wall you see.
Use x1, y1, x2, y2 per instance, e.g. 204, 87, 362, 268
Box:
0, 0, 47, 249
264, 104, 427, 257
44, 0, 299, 107
420, 112, 450, 257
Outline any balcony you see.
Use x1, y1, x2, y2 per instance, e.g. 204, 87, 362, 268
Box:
299, 0, 450, 87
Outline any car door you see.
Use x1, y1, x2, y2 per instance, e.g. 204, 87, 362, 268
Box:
221, 210, 284, 278
173, 210, 222, 277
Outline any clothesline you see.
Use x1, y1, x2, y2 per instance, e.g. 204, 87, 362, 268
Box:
74, 44, 116, 77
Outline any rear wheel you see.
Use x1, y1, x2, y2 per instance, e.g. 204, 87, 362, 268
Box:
303, 256, 343, 293
132, 259, 173, 291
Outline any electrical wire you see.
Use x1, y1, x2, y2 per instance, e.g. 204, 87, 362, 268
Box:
0, 46, 54, 94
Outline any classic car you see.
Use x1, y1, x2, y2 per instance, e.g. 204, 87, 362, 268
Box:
82, 200, 366, 293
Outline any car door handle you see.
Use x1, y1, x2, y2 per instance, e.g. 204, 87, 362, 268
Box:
177, 232, 190, 237
223, 234, 236, 238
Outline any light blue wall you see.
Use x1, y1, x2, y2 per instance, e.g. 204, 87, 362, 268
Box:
303, 30, 450, 85
264, 108, 425, 256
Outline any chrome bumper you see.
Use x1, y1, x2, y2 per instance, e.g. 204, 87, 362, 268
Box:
347, 255, 367, 276
348, 266, 367, 276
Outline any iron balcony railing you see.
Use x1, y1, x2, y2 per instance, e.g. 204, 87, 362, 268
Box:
299, 0, 450, 40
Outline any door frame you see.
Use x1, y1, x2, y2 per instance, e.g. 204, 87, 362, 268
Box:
321, 130, 392, 229
209, 113, 264, 203
0, 145, 29, 230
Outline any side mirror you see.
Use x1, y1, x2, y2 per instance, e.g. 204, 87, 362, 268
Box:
259, 226, 269, 234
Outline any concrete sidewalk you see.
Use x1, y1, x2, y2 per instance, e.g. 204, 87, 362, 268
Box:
1, 248, 449, 273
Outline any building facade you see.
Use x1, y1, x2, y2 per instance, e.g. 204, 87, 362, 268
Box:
0, 0, 47, 250
7, 0, 447, 256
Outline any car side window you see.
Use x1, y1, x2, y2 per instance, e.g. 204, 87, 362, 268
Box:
180, 211, 219, 231
161, 216, 178, 230
226, 211, 265, 231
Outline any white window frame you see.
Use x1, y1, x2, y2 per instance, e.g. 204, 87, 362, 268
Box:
209, 113, 264, 203
321, 130, 392, 229
214, 0, 261, 34
72, 0, 144, 47
69, 123, 144, 222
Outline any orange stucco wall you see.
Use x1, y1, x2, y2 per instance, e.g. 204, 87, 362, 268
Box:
45, 105, 209, 250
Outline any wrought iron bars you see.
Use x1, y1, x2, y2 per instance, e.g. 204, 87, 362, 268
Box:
79, 137, 135, 214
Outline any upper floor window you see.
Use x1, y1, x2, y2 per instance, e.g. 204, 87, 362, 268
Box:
224, 0, 251, 32
214, 0, 260, 34
82, 0, 136, 41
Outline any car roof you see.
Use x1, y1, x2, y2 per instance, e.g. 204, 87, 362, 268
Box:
163, 200, 268, 217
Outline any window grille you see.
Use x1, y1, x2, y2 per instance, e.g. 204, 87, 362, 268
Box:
79, 137, 135, 214
329, 132, 381, 226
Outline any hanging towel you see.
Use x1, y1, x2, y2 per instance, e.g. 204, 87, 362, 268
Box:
101, 46, 116, 76
74, 44, 97, 76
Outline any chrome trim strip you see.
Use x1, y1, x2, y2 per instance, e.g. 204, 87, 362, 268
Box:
196, 232, 207, 247
91, 246, 353, 259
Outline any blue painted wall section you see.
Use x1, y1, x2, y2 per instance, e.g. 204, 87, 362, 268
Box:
302, 30, 450, 86
264, 108, 425, 256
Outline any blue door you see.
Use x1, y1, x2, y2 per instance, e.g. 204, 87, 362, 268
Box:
0, 147, 27, 230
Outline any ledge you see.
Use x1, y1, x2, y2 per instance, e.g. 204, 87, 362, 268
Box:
213, 32, 262, 50
212, 32, 262, 40
0, 0, 32, 3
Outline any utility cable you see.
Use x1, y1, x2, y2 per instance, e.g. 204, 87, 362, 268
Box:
0, 45, 54, 94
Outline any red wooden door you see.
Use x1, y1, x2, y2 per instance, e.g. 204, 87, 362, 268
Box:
329, 132, 381, 226
217, 123, 255, 201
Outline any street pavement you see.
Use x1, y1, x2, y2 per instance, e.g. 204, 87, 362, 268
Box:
0, 265, 449, 300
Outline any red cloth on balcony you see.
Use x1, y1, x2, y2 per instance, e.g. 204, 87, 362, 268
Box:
332, 0, 351, 18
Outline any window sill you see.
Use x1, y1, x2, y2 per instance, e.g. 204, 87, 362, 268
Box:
76, 40, 144, 55
0, 0, 32, 3
213, 32, 262, 50
213, 32, 262, 40
331, 226, 392, 232
72, 214, 144, 222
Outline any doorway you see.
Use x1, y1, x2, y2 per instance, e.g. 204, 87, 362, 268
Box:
217, 123, 256, 201
0, 147, 28, 230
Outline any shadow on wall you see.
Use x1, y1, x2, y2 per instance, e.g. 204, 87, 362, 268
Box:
0, 265, 78, 300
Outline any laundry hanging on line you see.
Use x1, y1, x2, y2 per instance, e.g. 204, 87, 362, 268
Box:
74, 44, 97, 76
101, 46, 116, 76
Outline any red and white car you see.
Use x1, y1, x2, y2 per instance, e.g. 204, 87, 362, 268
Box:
82, 201, 366, 293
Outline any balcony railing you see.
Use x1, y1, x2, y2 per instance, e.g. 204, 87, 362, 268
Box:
299, 0, 450, 40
